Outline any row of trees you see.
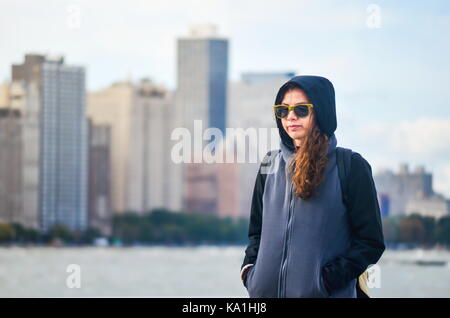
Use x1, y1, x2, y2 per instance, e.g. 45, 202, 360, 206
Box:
382, 214, 450, 247
112, 209, 248, 245
0, 208, 249, 245
0, 222, 102, 245
2, 210, 450, 248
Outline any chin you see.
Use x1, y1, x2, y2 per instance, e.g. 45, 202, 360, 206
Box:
290, 133, 304, 140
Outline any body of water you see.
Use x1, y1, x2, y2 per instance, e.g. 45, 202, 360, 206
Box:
1, 246, 449, 297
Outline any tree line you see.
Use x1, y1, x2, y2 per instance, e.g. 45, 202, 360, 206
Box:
382, 213, 450, 248
1, 209, 450, 248
0, 208, 248, 245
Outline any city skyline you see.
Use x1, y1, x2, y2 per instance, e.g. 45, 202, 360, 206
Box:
1, 52, 448, 226
1, 1, 448, 198
1, 2, 450, 302
2, 50, 446, 202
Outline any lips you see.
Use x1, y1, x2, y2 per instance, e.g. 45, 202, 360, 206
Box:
288, 125, 302, 130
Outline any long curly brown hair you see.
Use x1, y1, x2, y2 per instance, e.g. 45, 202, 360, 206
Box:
287, 102, 330, 200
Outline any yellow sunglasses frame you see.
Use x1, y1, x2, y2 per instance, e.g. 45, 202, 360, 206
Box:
273, 103, 314, 119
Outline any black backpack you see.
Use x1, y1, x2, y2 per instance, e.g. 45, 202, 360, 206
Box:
336, 147, 370, 298
261, 147, 370, 298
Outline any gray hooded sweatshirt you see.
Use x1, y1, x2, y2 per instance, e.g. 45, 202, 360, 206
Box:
241, 75, 385, 298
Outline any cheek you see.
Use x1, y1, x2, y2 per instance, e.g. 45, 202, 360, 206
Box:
301, 116, 313, 127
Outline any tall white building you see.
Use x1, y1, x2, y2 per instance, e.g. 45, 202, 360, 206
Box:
0, 80, 41, 229
0, 108, 22, 225
88, 81, 134, 214
12, 54, 88, 232
177, 24, 228, 139
176, 25, 229, 214
127, 79, 177, 213
88, 79, 180, 214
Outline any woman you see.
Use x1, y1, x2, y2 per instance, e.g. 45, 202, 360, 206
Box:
240, 75, 385, 298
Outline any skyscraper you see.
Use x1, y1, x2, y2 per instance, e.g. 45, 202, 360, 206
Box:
127, 79, 175, 213
0, 80, 41, 229
12, 54, 88, 233
177, 24, 229, 143
88, 79, 179, 214
0, 108, 22, 225
88, 120, 112, 236
87, 81, 134, 214
177, 25, 229, 215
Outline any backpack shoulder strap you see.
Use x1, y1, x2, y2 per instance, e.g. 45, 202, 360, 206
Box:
336, 146, 353, 208
260, 149, 281, 185
336, 146, 371, 298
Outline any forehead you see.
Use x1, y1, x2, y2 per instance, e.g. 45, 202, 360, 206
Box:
281, 88, 310, 103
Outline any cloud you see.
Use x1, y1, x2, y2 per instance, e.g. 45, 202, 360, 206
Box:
335, 117, 450, 198
359, 118, 450, 159
344, 117, 450, 198
0, 0, 389, 90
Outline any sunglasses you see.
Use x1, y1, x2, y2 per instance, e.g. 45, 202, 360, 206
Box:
273, 103, 314, 119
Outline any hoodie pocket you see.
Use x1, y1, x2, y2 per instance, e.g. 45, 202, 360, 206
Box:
245, 264, 257, 296
243, 265, 255, 288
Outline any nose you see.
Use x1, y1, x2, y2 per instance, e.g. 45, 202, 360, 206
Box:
286, 109, 298, 121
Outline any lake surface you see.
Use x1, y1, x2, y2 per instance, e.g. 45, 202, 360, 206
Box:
1, 246, 449, 297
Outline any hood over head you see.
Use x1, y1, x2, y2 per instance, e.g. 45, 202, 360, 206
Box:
274, 75, 337, 152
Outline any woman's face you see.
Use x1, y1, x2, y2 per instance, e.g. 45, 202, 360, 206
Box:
280, 88, 315, 146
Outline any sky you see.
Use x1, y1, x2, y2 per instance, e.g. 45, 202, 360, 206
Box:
1, 0, 449, 197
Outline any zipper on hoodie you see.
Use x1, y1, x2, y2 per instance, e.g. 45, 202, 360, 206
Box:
278, 179, 295, 297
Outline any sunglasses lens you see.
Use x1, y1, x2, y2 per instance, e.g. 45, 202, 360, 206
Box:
294, 105, 310, 117
275, 106, 289, 118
